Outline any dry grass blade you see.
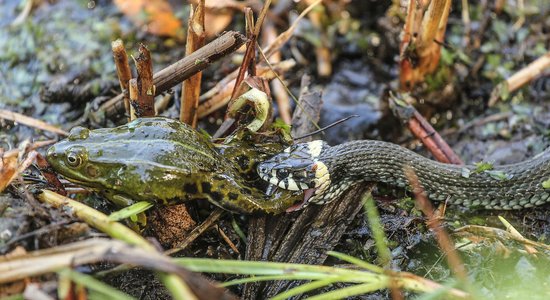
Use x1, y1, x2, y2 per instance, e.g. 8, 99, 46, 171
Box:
35, 190, 224, 300
0, 238, 238, 300
166, 208, 224, 255
489, 51, 550, 106
0, 109, 68, 136
263, 0, 322, 59
180, 1, 206, 127
454, 224, 550, 253
404, 167, 468, 283
229, 7, 261, 102
0, 239, 178, 283
262, 21, 291, 124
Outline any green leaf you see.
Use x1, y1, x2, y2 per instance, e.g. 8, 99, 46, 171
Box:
485, 170, 513, 181
498, 82, 510, 101
272, 118, 291, 131
542, 179, 550, 189
474, 161, 493, 173
272, 118, 292, 141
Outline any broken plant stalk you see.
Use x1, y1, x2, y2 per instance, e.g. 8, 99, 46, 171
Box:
180, 1, 206, 127
399, 0, 452, 90
389, 93, 463, 165
111, 39, 132, 120
133, 44, 156, 117
94, 31, 246, 123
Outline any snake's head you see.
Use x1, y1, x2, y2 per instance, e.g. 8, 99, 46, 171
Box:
257, 140, 332, 211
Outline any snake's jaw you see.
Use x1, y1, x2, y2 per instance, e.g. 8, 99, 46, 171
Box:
265, 182, 277, 196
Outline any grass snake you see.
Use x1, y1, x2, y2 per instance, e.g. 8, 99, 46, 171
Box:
257, 140, 550, 210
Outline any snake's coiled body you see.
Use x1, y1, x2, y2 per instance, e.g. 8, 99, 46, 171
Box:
258, 140, 550, 210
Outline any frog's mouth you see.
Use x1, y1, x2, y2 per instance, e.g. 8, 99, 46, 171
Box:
61, 176, 98, 188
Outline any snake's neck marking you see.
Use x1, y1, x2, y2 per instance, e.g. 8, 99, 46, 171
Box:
305, 140, 325, 158
307, 160, 331, 204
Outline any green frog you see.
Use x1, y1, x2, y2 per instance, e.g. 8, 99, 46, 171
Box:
45, 117, 300, 214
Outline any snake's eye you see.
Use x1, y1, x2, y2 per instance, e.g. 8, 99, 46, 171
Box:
276, 169, 289, 179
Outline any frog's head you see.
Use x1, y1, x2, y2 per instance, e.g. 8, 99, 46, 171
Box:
46, 126, 116, 190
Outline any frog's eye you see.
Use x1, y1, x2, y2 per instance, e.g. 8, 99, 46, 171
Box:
65, 147, 87, 168
66, 152, 82, 167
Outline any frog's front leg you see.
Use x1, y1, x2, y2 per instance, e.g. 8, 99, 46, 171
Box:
203, 174, 301, 214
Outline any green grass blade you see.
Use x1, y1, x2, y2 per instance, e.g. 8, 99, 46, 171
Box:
271, 277, 342, 300
108, 201, 153, 221
175, 258, 369, 278
327, 251, 384, 273
221, 274, 339, 287
362, 192, 392, 267
58, 269, 135, 300
306, 282, 387, 300
231, 216, 247, 243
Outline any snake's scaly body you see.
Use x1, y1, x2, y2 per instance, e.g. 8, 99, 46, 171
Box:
258, 140, 550, 210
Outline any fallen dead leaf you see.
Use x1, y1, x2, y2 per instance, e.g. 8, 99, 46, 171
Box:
114, 0, 183, 38
0, 148, 39, 193
0, 149, 17, 193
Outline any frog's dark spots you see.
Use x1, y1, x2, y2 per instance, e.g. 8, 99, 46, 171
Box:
210, 191, 223, 202
201, 182, 211, 193
243, 188, 252, 195
228, 192, 239, 200
184, 183, 198, 194
236, 155, 250, 168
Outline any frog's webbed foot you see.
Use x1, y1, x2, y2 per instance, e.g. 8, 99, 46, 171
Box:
103, 192, 137, 207
209, 188, 301, 214
248, 190, 303, 214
